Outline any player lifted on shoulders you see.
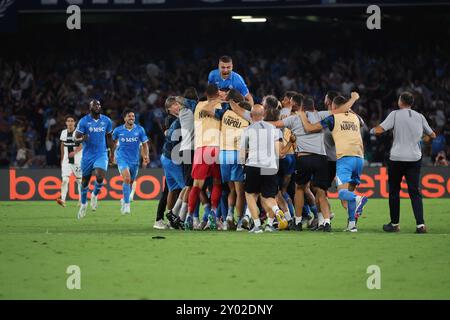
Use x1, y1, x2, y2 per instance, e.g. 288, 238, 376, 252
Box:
75, 99, 114, 219
56, 115, 83, 207
208, 55, 254, 106
110, 109, 149, 215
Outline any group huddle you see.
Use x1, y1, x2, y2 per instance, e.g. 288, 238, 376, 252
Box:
55, 56, 435, 234
156, 85, 368, 233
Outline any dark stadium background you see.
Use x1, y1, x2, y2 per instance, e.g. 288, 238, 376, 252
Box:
0, 1, 449, 169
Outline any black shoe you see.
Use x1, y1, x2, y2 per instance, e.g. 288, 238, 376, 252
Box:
383, 223, 400, 232
323, 223, 332, 232
273, 220, 279, 230
288, 220, 296, 231
174, 217, 185, 230
415, 225, 427, 234
294, 222, 303, 231
315, 224, 324, 231
308, 217, 318, 229
165, 211, 176, 227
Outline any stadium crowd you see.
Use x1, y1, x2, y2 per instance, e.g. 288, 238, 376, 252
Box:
0, 44, 449, 168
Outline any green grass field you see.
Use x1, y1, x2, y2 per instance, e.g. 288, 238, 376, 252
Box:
0, 199, 449, 300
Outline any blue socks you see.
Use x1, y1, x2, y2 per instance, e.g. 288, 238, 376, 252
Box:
123, 183, 130, 204
194, 202, 200, 219
302, 205, 310, 218
338, 189, 356, 201
93, 180, 103, 196
347, 200, 356, 222
283, 192, 295, 217
81, 186, 88, 205
339, 189, 357, 222
220, 194, 228, 221
309, 204, 318, 218
202, 204, 211, 222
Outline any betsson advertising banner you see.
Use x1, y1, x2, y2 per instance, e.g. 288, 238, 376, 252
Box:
1, 167, 449, 201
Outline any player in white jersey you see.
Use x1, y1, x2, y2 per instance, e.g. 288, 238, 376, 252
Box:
56, 115, 83, 207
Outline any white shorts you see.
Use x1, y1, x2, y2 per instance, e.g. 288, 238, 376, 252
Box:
62, 163, 82, 179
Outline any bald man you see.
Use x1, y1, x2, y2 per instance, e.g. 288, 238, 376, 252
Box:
239, 105, 287, 233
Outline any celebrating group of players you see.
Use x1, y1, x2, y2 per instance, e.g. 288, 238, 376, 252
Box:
57, 55, 434, 233
156, 56, 368, 233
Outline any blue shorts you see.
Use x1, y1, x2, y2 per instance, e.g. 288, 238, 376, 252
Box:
161, 155, 185, 192
117, 158, 139, 181
81, 154, 108, 177
219, 150, 244, 182
336, 156, 364, 186
280, 154, 296, 176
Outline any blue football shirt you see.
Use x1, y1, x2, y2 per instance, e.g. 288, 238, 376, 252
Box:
112, 124, 148, 165
76, 114, 113, 160
208, 69, 249, 97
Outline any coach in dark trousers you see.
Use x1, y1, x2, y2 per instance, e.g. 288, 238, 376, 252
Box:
371, 92, 436, 233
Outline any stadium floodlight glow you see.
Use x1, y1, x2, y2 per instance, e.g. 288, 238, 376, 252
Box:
232, 16, 253, 20
241, 18, 267, 23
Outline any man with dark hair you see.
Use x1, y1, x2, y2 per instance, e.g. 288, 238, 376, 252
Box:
300, 92, 368, 232
291, 94, 304, 111
185, 84, 223, 230
313, 91, 341, 225
208, 56, 254, 106
262, 95, 279, 110
56, 115, 83, 208
278, 91, 299, 227
371, 92, 436, 233
270, 93, 359, 232
75, 99, 114, 219
110, 109, 149, 215
199, 89, 250, 230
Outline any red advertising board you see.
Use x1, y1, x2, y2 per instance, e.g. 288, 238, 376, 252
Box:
1, 167, 449, 201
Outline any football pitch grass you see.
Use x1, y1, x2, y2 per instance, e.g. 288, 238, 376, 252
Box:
0, 199, 449, 300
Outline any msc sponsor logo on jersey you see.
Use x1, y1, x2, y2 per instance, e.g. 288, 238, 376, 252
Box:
215, 81, 233, 90
121, 137, 139, 143
88, 126, 106, 133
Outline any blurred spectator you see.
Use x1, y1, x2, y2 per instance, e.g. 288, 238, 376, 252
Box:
1, 30, 448, 167
431, 128, 446, 163
434, 151, 449, 167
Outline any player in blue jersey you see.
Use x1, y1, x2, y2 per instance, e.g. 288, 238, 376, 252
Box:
111, 109, 149, 215
208, 55, 254, 106
75, 99, 114, 219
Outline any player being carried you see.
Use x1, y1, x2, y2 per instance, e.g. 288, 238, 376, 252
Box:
110, 109, 149, 215
56, 115, 83, 207
75, 99, 114, 219
208, 55, 254, 106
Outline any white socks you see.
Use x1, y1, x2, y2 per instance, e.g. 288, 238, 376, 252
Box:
179, 202, 188, 221
61, 178, 69, 202
173, 198, 183, 216
130, 181, 136, 201
271, 205, 280, 215
318, 212, 324, 226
